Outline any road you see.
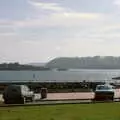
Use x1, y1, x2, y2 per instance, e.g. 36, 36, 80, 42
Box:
0, 89, 120, 102
34, 89, 120, 101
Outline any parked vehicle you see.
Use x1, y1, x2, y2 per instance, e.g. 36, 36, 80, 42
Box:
41, 88, 48, 99
3, 85, 34, 104
94, 84, 115, 101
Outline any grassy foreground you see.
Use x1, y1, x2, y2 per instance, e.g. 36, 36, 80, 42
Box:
0, 103, 120, 120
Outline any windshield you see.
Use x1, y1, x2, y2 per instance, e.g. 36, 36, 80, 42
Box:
96, 85, 112, 90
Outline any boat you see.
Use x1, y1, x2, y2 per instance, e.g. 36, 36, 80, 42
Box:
57, 68, 68, 71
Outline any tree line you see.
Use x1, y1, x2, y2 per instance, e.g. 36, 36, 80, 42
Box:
0, 62, 50, 70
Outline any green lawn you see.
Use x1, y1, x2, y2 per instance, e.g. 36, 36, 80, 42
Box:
0, 103, 120, 120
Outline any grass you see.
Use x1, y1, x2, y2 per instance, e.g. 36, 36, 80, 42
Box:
0, 103, 120, 120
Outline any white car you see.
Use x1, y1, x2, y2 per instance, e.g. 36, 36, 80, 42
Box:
3, 85, 34, 104
94, 84, 115, 101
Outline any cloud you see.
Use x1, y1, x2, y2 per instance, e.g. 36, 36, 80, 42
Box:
0, 20, 18, 36
52, 12, 101, 19
25, 0, 102, 28
28, 0, 65, 12
0, 0, 103, 29
13, 12, 102, 28
1, 19, 120, 63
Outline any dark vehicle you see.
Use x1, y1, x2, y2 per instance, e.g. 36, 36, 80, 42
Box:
3, 85, 34, 104
94, 84, 115, 101
41, 88, 48, 99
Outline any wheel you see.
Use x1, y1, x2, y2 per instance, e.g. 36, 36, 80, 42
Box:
110, 96, 114, 101
92, 99, 96, 103
27, 96, 34, 102
4, 99, 9, 104
30, 97, 34, 102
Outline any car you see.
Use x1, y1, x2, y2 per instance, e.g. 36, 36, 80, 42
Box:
3, 85, 34, 104
94, 84, 115, 101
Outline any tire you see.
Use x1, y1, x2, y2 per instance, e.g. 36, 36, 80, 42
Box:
92, 99, 96, 103
111, 96, 114, 101
30, 97, 33, 102
4, 99, 9, 104
27, 96, 34, 102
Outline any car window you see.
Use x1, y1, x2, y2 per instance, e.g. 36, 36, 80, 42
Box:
96, 86, 112, 90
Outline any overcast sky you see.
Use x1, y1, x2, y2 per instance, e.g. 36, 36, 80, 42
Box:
1, 0, 120, 63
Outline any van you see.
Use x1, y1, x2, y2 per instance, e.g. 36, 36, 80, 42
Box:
3, 85, 34, 104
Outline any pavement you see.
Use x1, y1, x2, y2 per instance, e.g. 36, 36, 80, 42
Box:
34, 89, 120, 101
0, 89, 120, 102
35, 92, 94, 101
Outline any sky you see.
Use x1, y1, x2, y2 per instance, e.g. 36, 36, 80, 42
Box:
1, 0, 120, 63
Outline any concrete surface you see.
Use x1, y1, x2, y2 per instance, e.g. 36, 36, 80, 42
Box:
0, 89, 120, 102
35, 92, 94, 101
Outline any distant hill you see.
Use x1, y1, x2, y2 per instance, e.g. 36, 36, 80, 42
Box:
0, 63, 50, 70
45, 56, 120, 69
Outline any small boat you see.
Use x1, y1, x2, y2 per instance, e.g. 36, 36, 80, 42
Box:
57, 68, 68, 71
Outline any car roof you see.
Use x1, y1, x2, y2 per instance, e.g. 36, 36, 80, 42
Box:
96, 84, 114, 91
7, 84, 28, 88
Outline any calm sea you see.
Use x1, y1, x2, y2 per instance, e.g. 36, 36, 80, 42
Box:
0, 69, 120, 83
